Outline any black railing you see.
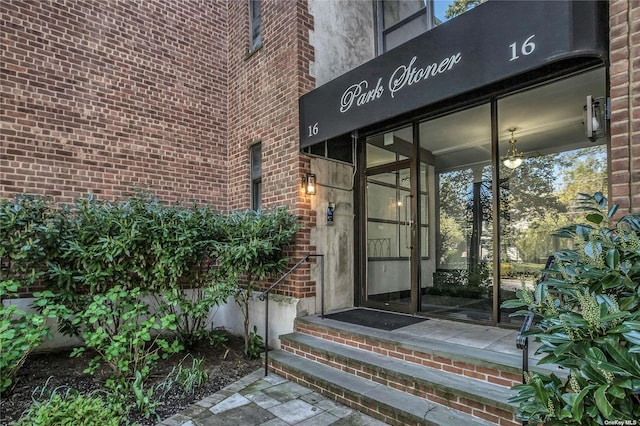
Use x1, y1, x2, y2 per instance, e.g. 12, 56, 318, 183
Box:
516, 313, 534, 381
516, 255, 554, 425
258, 254, 324, 377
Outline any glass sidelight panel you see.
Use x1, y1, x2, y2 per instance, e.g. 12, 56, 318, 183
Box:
419, 104, 493, 321
432, 166, 493, 320
497, 67, 607, 324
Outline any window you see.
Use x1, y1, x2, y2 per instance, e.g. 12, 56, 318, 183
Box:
412, 67, 607, 323
376, 0, 485, 53
420, 104, 493, 319
303, 133, 354, 164
250, 143, 262, 210
496, 68, 607, 323
249, 0, 262, 51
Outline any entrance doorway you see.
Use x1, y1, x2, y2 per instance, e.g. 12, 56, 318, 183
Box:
362, 125, 434, 314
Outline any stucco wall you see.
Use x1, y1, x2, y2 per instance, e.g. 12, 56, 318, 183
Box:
309, 157, 355, 313
10, 291, 300, 352
304, 0, 376, 314
308, 0, 375, 87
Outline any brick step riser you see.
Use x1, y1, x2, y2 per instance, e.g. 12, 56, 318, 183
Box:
270, 359, 443, 426
295, 321, 522, 389
280, 340, 519, 426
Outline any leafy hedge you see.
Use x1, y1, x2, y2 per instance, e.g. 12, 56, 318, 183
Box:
504, 193, 640, 424
1, 196, 61, 393
0, 193, 299, 413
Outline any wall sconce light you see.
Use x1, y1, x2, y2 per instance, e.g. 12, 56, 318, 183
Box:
503, 128, 524, 169
302, 173, 316, 195
583, 95, 607, 142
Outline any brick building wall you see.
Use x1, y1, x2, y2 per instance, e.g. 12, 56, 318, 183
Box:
1, 0, 229, 206
227, 0, 317, 298
1, 0, 319, 300
609, 0, 640, 214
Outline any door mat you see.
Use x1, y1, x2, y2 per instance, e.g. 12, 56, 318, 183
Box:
324, 308, 428, 331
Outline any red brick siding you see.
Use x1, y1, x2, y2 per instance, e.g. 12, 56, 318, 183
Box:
295, 322, 522, 388
270, 359, 520, 426
609, 0, 640, 213
269, 362, 421, 426
2, 0, 319, 299
227, 0, 316, 298
1, 0, 228, 206
279, 339, 519, 425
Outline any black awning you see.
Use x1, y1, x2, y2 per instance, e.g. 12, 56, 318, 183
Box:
299, 0, 607, 149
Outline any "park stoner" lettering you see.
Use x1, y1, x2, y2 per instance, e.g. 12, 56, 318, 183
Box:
339, 52, 462, 113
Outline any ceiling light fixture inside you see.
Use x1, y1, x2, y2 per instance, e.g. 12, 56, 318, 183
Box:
503, 128, 524, 169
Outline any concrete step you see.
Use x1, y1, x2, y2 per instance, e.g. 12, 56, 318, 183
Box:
269, 349, 501, 426
280, 331, 519, 424
294, 314, 564, 389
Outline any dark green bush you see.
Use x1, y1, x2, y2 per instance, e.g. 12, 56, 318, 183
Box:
45, 194, 230, 340
1, 193, 299, 414
213, 207, 300, 356
0, 195, 62, 286
503, 193, 640, 424
0, 195, 62, 393
0, 281, 55, 393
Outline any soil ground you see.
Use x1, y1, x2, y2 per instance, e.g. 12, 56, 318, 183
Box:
0, 333, 262, 425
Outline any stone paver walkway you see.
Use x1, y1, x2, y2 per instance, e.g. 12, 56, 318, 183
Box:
156, 369, 387, 426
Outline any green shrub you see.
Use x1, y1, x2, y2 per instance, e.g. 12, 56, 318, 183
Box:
501, 262, 544, 279
65, 286, 182, 379
244, 325, 264, 359
0, 195, 62, 392
213, 207, 300, 356
36, 285, 183, 417
432, 265, 491, 292
503, 193, 640, 424
0, 282, 55, 393
501, 262, 515, 277
154, 284, 233, 349
0, 195, 62, 286
14, 384, 125, 426
46, 194, 233, 345
2, 193, 298, 406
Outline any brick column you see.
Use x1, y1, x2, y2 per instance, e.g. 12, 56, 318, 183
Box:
609, 0, 640, 214
227, 0, 316, 298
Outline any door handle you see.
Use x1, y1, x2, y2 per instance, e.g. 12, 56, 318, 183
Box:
404, 194, 413, 249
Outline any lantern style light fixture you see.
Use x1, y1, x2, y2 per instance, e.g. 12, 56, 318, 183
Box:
583, 95, 607, 142
503, 128, 524, 169
302, 173, 316, 195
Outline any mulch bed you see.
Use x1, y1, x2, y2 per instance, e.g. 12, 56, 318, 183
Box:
0, 334, 262, 425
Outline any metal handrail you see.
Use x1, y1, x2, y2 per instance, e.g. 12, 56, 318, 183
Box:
517, 313, 534, 377
516, 255, 554, 426
258, 254, 324, 376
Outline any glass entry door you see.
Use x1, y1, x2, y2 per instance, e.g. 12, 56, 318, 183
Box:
363, 125, 432, 313
365, 163, 413, 311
